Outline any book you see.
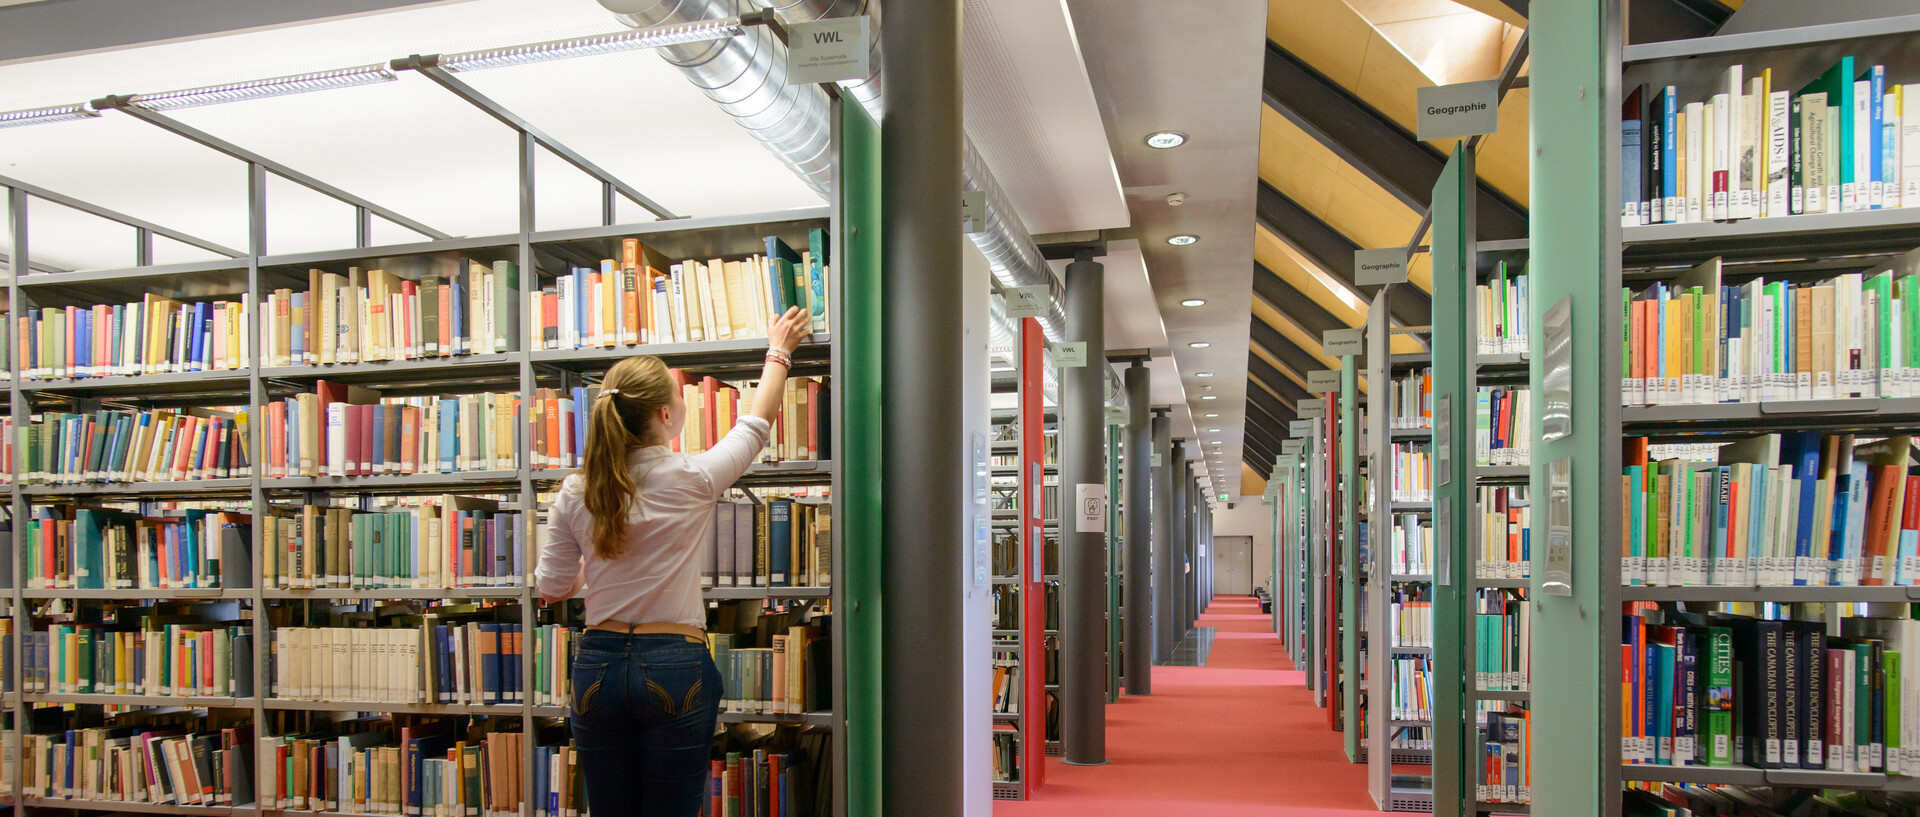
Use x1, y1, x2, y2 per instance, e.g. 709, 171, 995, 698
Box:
23, 407, 249, 484
26, 506, 249, 590
260, 497, 519, 590
268, 387, 520, 478
15, 294, 252, 381
264, 261, 519, 367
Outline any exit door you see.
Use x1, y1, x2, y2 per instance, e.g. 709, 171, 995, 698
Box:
1214, 535, 1254, 596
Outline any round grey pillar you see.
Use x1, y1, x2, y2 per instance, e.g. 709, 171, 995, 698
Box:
1060, 251, 1107, 765
1151, 411, 1174, 662
1185, 467, 1198, 629
1169, 441, 1189, 649
880, 0, 966, 810
1123, 364, 1152, 694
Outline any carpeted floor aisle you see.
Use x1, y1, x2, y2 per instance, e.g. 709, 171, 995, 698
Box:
995, 595, 1405, 817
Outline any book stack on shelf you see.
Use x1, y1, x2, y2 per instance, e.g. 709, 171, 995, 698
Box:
1368, 344, 1438, 797
1, 214, 845, 817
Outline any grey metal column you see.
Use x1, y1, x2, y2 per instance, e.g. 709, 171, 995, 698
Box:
1123, 364, 1152, 694
1169, 441, 1189, 650
880, 0, 965, 810
1060, 251, 1107, 765
1152, 411, 1174, 662
1185, 467, 1198, 629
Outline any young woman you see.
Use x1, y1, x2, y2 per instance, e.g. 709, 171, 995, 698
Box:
535, 305, 812, 815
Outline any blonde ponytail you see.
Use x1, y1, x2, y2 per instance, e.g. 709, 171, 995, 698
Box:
582, 355, 676, 558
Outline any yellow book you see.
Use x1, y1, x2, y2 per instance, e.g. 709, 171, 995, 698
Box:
723, 259, 750, 339
706, 257, 733, 340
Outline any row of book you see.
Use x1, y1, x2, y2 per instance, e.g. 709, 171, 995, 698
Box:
710, 625, 827, 715
991, 652, 1020, 715
1478, 261, 1530, 356
1389, 585, 1432, 649
263, 261, 521, 367
1388, 367, 1433, 430
18, 295, 252, 380
1623, 433, 1920, 587
25, 507, 248, 590
1622, 60, 1919, 226
703, 499, 832, 590
268, 388, 521, 478
1476, 589, 1530, 692
529, 375, 829, 470
1386, 512, 1432, 576
261, 723, 525, 816
271, 621, 527, 706
1622, 608, 1919, 773
1391, 654, 1431, 722
992, 732, 1019, 784
22, 408, 249, 484
25, 624, 255, 698
1621, 258, 1920, 407
1390, 441, 1433, 503
1476, 386, 1531, 467
22, 724, 255, 806
1478, 708, 1531, 805
709, 744, 824, 817
262, 499, 523, 590
530, 234, 829, 352
1476, 486, 1532, 580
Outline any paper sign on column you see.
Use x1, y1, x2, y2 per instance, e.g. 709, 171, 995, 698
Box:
1076, 484, 1107, 533
1005, 286, 1049, 319
787, 17, 871, 84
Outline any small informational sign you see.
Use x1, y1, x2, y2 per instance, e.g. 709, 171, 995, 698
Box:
1006, 286, 1049, 318
1354, 248, 1409, 285
1543, 456, 1574, 597
786, 16, 871, 85
1298, 401, 1325, 419
1106, 406, 1126, 425
1322, 328, 1364, 357
973, 513, 990, 587
1290, 420, 1314, 436
1076, 483, 1106, 533
961, 190, 987, 234
1218, 492, 1230, 503
1282, 439, 1305, 455
1416, 79, 1501, 141
1307, 369, 1341, 394
1032, 523, 1045, 578
1436, 500, 1452, 587
1152, 452, 1164, 467
1053, 341, 1087, 368
1542, 295, 1574, 443
1435, 394, 1452, 487
972, 432, 989, 504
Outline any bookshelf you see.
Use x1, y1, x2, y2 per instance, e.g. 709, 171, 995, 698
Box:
986, 316, 1054, 800
0, 96, 881, 815
1523, 6, 1920, 816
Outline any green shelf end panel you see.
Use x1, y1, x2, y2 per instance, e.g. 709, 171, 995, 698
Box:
838, 97, 885, 817
1341, 353, 1362, 764
1430, 146, 1473, 817
1530, 1, 1615, 815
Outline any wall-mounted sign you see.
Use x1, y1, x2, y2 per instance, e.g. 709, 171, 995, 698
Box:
1354, 248, 1409, 285
961, 190, 987, 234
1076, 484, 1107, 533
1416, 78, 1501, 141
1006, 286, 1049, 318
1307, 369, 1341, 394
787, 16, 871, 84
1322, 328, 1364, 357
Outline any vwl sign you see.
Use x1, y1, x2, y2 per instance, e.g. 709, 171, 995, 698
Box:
788, 17, 870, 85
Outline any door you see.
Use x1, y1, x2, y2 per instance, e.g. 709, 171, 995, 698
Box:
1214, 535, 1254, 596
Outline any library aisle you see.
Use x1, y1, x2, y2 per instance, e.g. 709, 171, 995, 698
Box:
998, 596, 1408, 817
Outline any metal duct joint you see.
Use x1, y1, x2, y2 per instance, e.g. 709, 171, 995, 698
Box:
601, 0, 1065, 338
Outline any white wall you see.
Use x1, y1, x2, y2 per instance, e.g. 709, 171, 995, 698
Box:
1212, 497, 1275, 596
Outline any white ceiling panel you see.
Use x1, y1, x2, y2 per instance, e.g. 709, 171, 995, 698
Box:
963, 0, 1129, 235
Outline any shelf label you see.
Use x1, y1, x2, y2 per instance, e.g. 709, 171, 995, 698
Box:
1416, 79, 1500, 141
1354, 248, 1408, 285
1307, 369, 1341, 394
1543, 456, 1574, 597
1006, 286, 1049, 319
1052, 341, 1088, 368
1290, 420, 1314, 436
787, 16, 871, 85
1076, 483, 1107, 533
974, 513, 990, 587
1297, 402, 1325, 419
1322, 328, 1364, 357
1542, 295, 1574, 443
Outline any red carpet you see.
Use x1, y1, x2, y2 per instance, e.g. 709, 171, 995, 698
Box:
996, 595, 1410, 817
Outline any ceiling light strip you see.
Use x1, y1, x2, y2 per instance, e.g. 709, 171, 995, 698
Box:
436, 18, 748, 73
123, 64, 398, 112
0, 103, 99, 130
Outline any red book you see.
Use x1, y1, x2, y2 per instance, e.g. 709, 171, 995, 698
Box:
767, 752, 781, 816
1826, 648, 1847, 769
702, 376, 720, 450
542, 292, 559, 350
1862, 463, 1903, 586
711, 759, 725, 817
438, 283, 453, 356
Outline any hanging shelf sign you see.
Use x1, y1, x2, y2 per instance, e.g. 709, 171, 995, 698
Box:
1354, 248, 1408, 286
1416, 78, 1500, 141
787, 16, 871, 85
1005, 286, 1049, 319
1321, 328, 1364, 357
1307, 369, 1341, 394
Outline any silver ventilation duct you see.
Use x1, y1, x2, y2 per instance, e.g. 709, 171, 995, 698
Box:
602, 0, 1067, 339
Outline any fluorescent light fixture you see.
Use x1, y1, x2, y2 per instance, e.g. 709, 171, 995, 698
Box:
1145, 131, 1187, 149
1167, 234, 1199, 246
0, 103, 99, 129
1180, 298, 1206, 307
1200, 395, 1217, 400
121, 65, 398, 112
438, 18, 746, 72
1195, 372, 1214, 378
1204, 413, 1219, 418
1188, 341, 1211, 348
1208, 428, 1221, 433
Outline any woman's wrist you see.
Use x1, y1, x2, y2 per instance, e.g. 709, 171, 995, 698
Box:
765, 348, 793, 369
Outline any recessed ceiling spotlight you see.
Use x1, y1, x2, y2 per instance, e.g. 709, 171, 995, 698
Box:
1146, 131, 1187, 149
1196, 372, 1214, 378
1167, 234, 1199, 246
1180, 298, 1206, 307
1189, 341, 1211, 348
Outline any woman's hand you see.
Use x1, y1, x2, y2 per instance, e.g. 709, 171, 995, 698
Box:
769, 306, 811, 354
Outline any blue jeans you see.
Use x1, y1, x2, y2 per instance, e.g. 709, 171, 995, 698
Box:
571, 631, 722, 817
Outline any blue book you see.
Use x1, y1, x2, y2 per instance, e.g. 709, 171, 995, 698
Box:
1628, 465, 1646, 584
438, 400, 459, 472
1652, 640, 1676, 763
1864, 65, 1885, 208
1678, 630, 1699, 764
768, 499, 793, 587
193, 301, 211, 370
370, 405, 387, 476
450, 267, 467, 354
289, 292, 305, 366
1788, 433, 1821, 586
572, 267, 590, 347
73, 509, 106, 590
1655, 283, 1669, 388
478, 622, 503, 704
1662, 86, 1679, 223
1711, 466, 1730, 584
285, 399, 300, 478
1830, 458, 1853, 585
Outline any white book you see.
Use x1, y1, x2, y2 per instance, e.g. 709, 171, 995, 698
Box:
1739, 82, 1760, 218
1713, 91, 1732, 220
1853, 79, 1873, 212
1890, 92, 1904, 211
1687, 101, 1707, 223
1904, 84, 1920, 208
1768, 89, 1791, 217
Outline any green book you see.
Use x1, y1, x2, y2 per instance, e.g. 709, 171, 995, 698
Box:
1705, 626, 1735, 766
1870, 271, 1894, 395
1799, 57, 1856, 210
1886, 651, 1901, 774
806, 227, 830, 332
491, 260, 519, 354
